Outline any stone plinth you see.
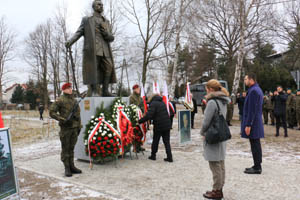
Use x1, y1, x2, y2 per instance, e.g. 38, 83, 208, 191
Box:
74, 97, 129, 161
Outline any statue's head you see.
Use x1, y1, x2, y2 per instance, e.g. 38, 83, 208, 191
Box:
92, 0, 104, 14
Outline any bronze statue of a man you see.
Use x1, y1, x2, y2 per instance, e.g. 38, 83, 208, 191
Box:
66, 0, 117, 97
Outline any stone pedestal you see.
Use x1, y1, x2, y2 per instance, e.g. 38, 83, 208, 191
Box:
74, 97, 129, 161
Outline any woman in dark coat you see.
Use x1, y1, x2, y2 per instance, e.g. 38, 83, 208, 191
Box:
139, 94, 173, 162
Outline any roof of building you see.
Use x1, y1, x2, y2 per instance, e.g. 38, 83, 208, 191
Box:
4, 83, 27, 93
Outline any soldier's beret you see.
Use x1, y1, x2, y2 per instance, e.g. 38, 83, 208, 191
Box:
62, 83, 72, 90
132, 84, 139, 90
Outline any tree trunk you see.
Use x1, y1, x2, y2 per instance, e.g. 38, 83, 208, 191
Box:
231, 0, 245, 97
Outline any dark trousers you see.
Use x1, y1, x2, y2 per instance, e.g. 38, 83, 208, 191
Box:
39, 111, 43, 120
263, 109, 269, 124
275, 113, 287, 136
249, 139, 262, 170
191, 112, 195, 128
152, 129, 172, 159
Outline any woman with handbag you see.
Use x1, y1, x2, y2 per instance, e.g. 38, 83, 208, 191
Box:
200, 79, 230, 199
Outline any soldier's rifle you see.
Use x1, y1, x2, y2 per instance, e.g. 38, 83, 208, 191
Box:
66, 47, 80, 97
65, 94, 87, 122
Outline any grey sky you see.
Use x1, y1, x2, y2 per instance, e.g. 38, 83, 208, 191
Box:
0, 0, 91, 88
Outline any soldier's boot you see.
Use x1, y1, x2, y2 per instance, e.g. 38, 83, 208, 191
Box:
102, 75, 114, 97
70, 159, 82, 174
64, 162, 72, 177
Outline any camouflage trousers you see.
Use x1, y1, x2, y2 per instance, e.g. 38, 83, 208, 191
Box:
263, 109, 275, 125
286, 109, 297, 127
59, 127, 79, 165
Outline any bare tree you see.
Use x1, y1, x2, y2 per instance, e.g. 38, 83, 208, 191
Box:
0, 17, 16, 103
24, 22, 50, 109
167, 0, 193, 96
189, 0, 274, 94
120, 0, 170, 86
277, 1, 300, 70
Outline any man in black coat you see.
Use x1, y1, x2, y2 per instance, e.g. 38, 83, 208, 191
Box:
139, 94, 173, 162
191, 94, 198, 129
272, 86, 288, 137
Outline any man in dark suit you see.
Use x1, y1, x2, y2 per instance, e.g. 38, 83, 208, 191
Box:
66, 0, 117, 96
242, 73, 264, 174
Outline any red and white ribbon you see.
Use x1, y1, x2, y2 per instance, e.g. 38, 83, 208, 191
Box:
137, 108, 147, 143
116, 106, 133, 154
88, 117, 121, 169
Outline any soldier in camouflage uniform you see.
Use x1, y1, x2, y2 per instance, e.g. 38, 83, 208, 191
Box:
50, 83, 82, 177
286, 89, 297, 129
263, 94, 269, 124
226, 96, 234, 126
267, 92, 275, 125
129, 84, 145, 152
129, 84, 144, 112
295, 90, 300, 130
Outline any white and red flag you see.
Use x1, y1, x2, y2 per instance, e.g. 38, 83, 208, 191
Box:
153, 81, 160, 94
141, 85, 148, 113
162, 81, 170, 116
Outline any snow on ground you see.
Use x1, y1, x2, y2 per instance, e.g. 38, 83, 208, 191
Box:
5, 107, 300, 199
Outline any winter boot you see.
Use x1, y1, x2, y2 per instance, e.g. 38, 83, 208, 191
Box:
148, 153, 156, 161
70, 159, 82, 174
64, 162, 72, 177
203, 189, 223, 199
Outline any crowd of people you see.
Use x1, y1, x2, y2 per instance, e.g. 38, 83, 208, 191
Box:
237, 85, 300, 137
51, 73, 294, 199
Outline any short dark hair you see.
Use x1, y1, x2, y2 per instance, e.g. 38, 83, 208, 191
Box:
246, 73, 256, 82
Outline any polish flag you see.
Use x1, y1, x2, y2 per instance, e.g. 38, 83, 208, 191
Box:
162, 81, 170, 116
141, 85, 148, 113
153, 81, 160, 94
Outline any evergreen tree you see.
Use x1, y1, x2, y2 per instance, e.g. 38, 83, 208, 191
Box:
10, 85, 24, 104
24, 80, 39, 109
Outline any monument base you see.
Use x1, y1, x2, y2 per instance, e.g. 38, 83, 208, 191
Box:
74, 97, 129, 161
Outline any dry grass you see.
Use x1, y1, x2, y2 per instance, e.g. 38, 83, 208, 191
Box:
3, 116, 59, 144
2, 110, 49, 118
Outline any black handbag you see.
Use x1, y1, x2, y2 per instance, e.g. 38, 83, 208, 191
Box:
205, 99, 231, 144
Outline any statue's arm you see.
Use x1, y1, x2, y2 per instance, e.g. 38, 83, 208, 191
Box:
66, 17, 86, 47
100, 20, 114, 42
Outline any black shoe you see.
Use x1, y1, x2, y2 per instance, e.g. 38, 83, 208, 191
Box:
70, 165, 82, 174
275, 134, 279, 137
271, 123, 275, 126
148, 156, 156, 161
245, 166, 254, 171
65, 167, 72, 177
244, 168, 262, 174
164, 158, 173, 162
284, 135, 288, 138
